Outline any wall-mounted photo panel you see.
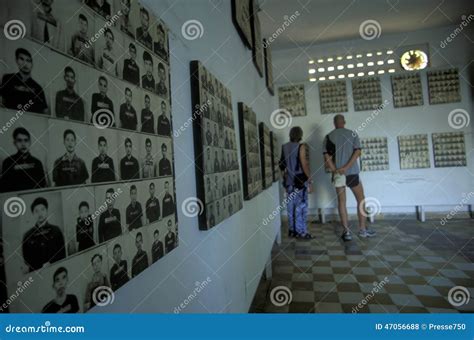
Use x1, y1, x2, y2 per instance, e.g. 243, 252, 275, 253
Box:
190, 60, 243, 230
398, 134, 430, 170
391, 73, 423, 108
231, 0, 253, 49
259, 123, 272, 189
351, 77, 383, 111
360, 137, 389, 172
263, 39, 274, 96
270, 132, 280, 182
278, 84, 306, 117
238, 103, 262, 200
427, 68, 461, 105
432, 132, 467, 168
319, 80, 348, 114
250, 0, 263, 77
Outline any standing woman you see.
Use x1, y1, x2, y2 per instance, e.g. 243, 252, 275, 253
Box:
279, 127, 313, 239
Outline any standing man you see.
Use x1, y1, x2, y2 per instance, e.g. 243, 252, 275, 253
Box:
55, 66, 85, 121
142, 138, 157, 178
1, 127, 47, 193
151, 230, 164, 263
131, 232, 148, 278
140, 94, 155, 134
91, 136, 116, 183
120, 138, 140, 180
157, 100, 171, 136
0, 48, 49, 114
162, 181, 174, 218
53, 129, 89, 187
158, 143, 172, 176
98, 188, 122, 243
126, 185, 143, 231
122, 43, 140, 85
41, 267, 79, 313
109, 244, 129, 291
119, 87, 138, 131
145, 182, 160, 224
136, 7, 152, 50
164, 220, 176, 253
323, 114, 376, 241
90, 76, 115, 125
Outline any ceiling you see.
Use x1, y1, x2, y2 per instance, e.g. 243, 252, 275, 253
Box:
259, 0, 474, 50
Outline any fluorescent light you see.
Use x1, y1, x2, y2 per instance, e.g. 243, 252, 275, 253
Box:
319, 76, 326, 81
367, 53, 373, 57
387, 59, 395, 64
378, 70, 385, 74
318, 67, 325, 72
309, 77, 317, 82
357, 63, 364, 67
337, 56, 343, 60
368, 71, 375, 75
346, 55, 353, 59
328, 66, 335, 71
337, 65, 344, 70
388, 69, 395, 73
367, 62, 374, 66
327, 57, 334, 62
317, 59, 324, 63
377, 60, 384, 65
387, 50, 394, 54
347, 64, 354, 69
329, 75, 336, 80
348, 73, 355, 78
309, 68, 316, 74
376, 51, 383, 56
356, 54, 363, 58
357, 72, 364, 77
338, 74, 345, 79
309, 60, 315, 64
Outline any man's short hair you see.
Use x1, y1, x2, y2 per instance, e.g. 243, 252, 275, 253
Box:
130, 184, 137, 193
113, 244, 122, 252
53, 267, 68, 281
15, 48, 32, 60
104, 28, 114, 39
154, 230, 159, 237
140, 7, 149, 18
149, 182, 155, 188
145, 94, 150, 101
78, 13, 88, 22
98, 136, 107, 144
79, 201, 89, 210
145, 138, 152, 146
125, 87, 132, 95
64, 66, 75, 76
289, 126, 303, 143
106, 188, 115, 195
13, 127, 30, 140
124, 138, 132, 146
91, 253, 103, 263
161, 143, 167, 151
99, 76, 108, 84
334, 114, 345, 125
31, 197, 48, 212
158, 63, 165, 71
63, 129, 76, 140
129, 42, 136, 50
143, 51, 153, 64
136, 232, 143, 240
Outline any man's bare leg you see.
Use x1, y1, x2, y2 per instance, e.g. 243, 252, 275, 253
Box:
350, 183, 366, 231
336, 186, 350, 232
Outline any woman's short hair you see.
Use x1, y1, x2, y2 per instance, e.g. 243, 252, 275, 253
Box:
289, 127, 303, 142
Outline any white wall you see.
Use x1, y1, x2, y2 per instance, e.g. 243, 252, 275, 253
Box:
96, 0, 280, 313
271, 25, 474, 215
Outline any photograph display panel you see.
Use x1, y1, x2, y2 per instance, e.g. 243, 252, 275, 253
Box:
0, 0, 177, 313
351, 77, 383, 112
190, 61, 243, 230
263, 39, 274, 96
231, 0, 253, 49
259, 123, 272, 189
432, 132, 467, 168
238, 103, 262, 200
360, 137, 389, 172
278, 84, 306, 117
391, 73, 423, 108
427, 68, 461, 105
398, 134, 430, 170
270, 132, 280, 182
250, 0, 263, 77
319, 81, 348, 114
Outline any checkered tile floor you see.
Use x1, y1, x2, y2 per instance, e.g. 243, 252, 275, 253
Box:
250, 218, 474, 313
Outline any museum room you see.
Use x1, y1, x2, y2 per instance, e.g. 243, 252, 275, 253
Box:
0, 0, 472, 332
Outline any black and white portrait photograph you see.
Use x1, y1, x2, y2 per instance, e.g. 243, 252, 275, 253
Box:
118, 133, 141, 181
94, 22, 123, 78
90, 128, 119, 183
81, 246, 110, 312
64, 4, 96, 66
106, 234, 131, 292
117, 81, 141, 131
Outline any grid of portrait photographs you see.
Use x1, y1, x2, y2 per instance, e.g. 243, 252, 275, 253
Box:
432, 132, 467, 168
427, 68, 461, 105
250, 0, 263, 77
0, 0, 177, 313
259, 123, 273, 189
270, 132, 280, 182
278, 84, 307, 117
190, 61, 243, 230
391, 73, 423, 108
237, 103, 262, 200
319, 81, 348, 114
263, 39, 275, 96
351, 77, 383, 112
398, 134, 431, 170
231, 0, 252, 50
360, 137, 389, 172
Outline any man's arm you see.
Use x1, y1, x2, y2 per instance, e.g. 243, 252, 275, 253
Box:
338, 149, 361, 174
323, 154, 337, 173
299, 143, 311, 179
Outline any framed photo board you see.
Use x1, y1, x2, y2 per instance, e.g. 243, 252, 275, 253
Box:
432, 132, 467, 167
360, 137, 389, 171
319, 81, 348, 114
250, 0, 264, 77
391, 73, 423, 108
270, 132, 281, 181
398, 134, 430, 169
278, 84, 306, 117
259, 123, 273, 189
190, 61, 243, 230
427, 68, 461, 105
231, 0, 253, 49
263, 39, 275, 96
